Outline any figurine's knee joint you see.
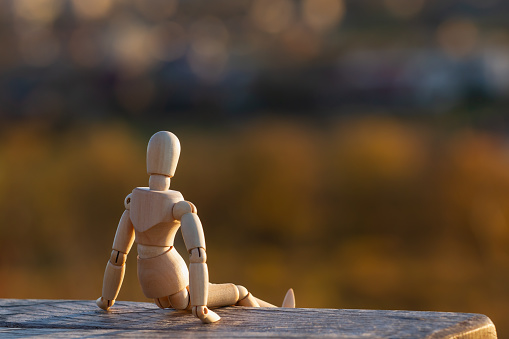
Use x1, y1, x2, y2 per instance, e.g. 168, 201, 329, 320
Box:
154, 296, 171, 309
236, 285, 249, 300
169, 288, 190, 310
109, 250, 127, 266
173, 201, 196, 220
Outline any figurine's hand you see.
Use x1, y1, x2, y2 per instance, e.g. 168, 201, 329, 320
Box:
192, 306, 221, 324
96, 297, 115, 311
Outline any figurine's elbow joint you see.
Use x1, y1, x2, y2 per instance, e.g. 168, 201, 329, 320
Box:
109, 250, 127, 266
189, 247, 207, 263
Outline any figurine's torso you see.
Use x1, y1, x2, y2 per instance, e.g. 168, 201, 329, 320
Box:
130, 187, 184, 247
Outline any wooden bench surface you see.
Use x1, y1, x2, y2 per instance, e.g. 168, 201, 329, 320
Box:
0, 299, 497, 338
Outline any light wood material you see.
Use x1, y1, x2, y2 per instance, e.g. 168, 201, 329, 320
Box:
95, 297, 114, 310
254, 297, 276, 308
181, 213, 206, 251
172, 200, 193, 220
282, 288, 295, 308
154, 296, 171, 309
134, 220, 181, 247
129, 188, 182, 232
137, 247, 189, 298
2, 299, 496, 338
189, 247, 207, 263
137, 244, 171, 259
189, 263, 209, 307
101, 262, 125, 300
146, 131, 180, 177
169, 288, 190, 310
188, 201, 197, 213
237, 293, 260, 307
129, 188, 184, 247
109, 250, 127, 266
237, 285, 249, 300
124, 193, 132, 209
207, 283, 240, 308
194, 306, 221, 324
112, 210, 135, 253
148, 174, 171, 191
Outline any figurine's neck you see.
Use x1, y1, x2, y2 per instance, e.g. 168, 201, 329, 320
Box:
149, 174, 171, 191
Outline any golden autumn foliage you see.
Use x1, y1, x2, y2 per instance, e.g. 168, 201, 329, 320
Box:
1, 117, 509, 335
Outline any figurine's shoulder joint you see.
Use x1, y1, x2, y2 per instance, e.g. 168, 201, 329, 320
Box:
124, 193, 132, 210
173, 200, 197, 220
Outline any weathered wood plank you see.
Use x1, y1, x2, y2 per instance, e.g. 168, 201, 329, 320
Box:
0, 299, 496, 338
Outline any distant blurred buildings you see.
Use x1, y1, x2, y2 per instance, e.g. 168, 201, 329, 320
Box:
0, 0, 508, 121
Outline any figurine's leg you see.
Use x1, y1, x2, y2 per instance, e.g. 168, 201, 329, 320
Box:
205, 283, 275, 308
253, 297, 277, 307
170, 287, 191, 310
207, 283, 240, 307
154, 287, 190, 310
238, 286, 295, 308
207, 284, 279, 308
155, 284, 294, 309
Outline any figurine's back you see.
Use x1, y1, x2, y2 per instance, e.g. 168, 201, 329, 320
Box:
130, 187, 183, 246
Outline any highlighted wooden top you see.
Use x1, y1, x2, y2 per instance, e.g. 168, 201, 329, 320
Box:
0, 299, 496, 338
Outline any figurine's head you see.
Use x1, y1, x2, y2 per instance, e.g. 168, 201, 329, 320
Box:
147, 131, 181, 190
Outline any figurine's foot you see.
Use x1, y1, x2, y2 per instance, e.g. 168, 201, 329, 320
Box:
193, 306, 221, 324
282, 288, 295, 308
96, 297, 114, 311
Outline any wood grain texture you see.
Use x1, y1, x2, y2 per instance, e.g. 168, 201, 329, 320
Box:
0, 299, 497, 338
129, 188, 182, 233
207, 283, 239, 308
111, 210, 135, 253
146, 131, 180, 177
189, 263, 208, 306
136, 247, 189, 298
101, 261, 125, 300
181, 213, 206, 251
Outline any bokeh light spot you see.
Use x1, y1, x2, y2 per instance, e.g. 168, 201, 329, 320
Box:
302, 0, 345, 32
71, 0, 114, 20
437, 17, 479, 59
250, 0, 295, 34
384, 0, 424, 19
13, 0, 63, 25
280, 24, 321, 62
187, 17, 230, 82
112, 22, 155, 75
133, 0, 178, 21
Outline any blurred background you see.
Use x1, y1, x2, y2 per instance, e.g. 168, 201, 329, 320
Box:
1, 0, 509, 335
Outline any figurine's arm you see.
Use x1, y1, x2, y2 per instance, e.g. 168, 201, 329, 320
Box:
97, 195, 135, 311
173, 201, 220, 324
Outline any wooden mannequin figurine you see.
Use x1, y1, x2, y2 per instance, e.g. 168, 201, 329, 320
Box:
96, 131, 295, 323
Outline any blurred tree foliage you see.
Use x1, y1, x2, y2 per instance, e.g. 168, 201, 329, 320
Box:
1, 118, 509, 335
